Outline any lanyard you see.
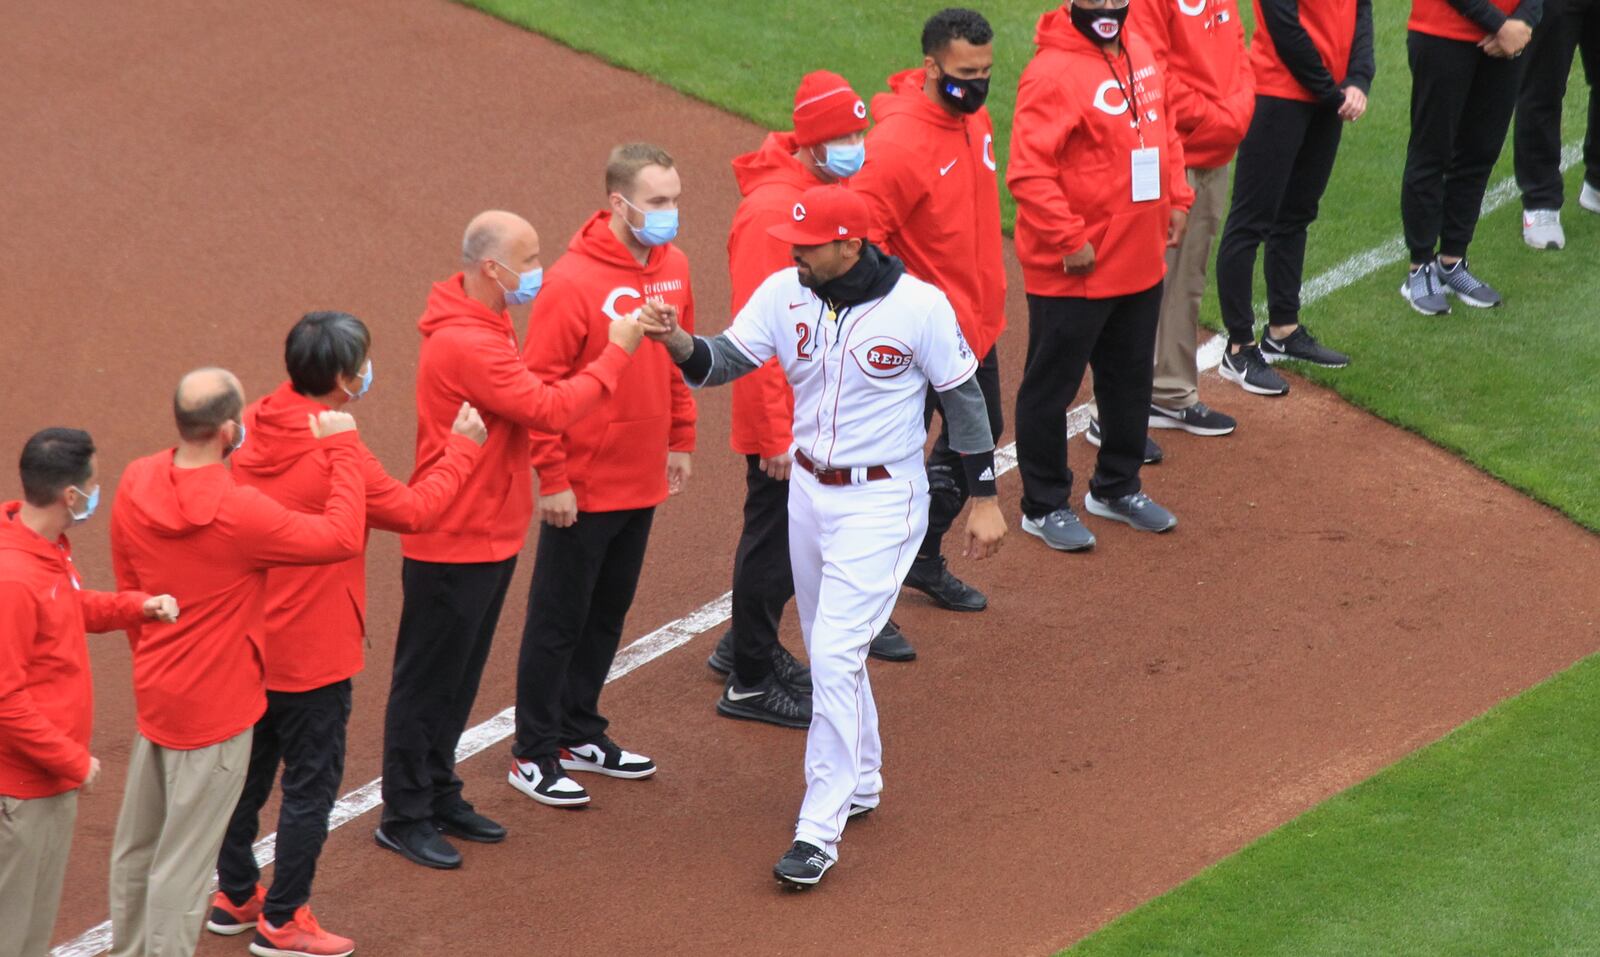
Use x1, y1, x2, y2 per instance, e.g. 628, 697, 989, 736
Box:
1099, 46, 1144, 148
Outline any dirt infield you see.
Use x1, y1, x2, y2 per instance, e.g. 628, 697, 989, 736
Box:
4, 2, 1598, 955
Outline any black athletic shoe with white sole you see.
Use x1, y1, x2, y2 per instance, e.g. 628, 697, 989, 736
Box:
868, 619, 915, 662
848, 803, 875, 819
1086, 418, 1163, 464
903, 554, 987, 611
560, 735, 656, 779
1219, 344, 1289, 396
508, 756, 591, 807
1434, 257, 1502, 308
1259, 325, 1349, 367
717, 673, 811, 729
1148, 401, 1236, 436
774, 840, 834, 889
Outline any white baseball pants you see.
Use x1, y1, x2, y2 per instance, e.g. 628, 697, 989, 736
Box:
788, 467, 928, 861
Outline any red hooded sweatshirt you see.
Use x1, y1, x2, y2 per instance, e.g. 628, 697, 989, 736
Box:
1127, 0, 1255, 170
0, 505, 149, 798
1409, 0, 1519, 41
726, 132, 818, 459
234, 383, 481, 692
401, 274, 631, 564
110, 437, 366, 750
1009, 9, 1194, 299
852, 69, 1008, 359
526, 211, 696, 513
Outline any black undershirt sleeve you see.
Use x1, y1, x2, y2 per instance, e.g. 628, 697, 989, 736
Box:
1346, 0, 1376, 94
1257, 0, 1344, 106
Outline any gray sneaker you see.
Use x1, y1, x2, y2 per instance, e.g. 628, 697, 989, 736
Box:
1434, 257, 1501, 308
1522, 208, 1565, 250
1020, 508, 1096, 551
1400, 262, 1451, 316
1084, 491, 1177, 533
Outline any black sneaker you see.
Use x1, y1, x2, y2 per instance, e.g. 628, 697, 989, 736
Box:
1434, 257, 1502, 308
1086, 418, 1163, 464
716, 673, 811, 729
507, 755, 590, 807
432, 803, 506, 843
374, 820, 462, 870
1219, 344, 1289, 396
1260, 325, 1349, 368
774, 840, 834, 889
560, 735, 656, 779
706, 628, 735, 675
848, 803, 876, 819
708, 630, 811, 691
903, 555, 987, 612
1148, 401, 1237, 436
868, 619, 915, 662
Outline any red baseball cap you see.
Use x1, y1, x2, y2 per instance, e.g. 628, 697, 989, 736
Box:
767, 185, 873, 247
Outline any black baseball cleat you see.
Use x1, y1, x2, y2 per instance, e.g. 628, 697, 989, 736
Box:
848, 803, 876, 819
374, 821, 461, 870
717, 672, 811, 729
774, 840, 834, 890
903, 555, 987, 611
433, 803, 506, 843
708, 631, 812, 691
868, 619, 915, 662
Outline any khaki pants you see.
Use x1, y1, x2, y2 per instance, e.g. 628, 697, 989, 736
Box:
109, 730, 251, 957
0, 789, 79, 957
1152, 163, 1232, 409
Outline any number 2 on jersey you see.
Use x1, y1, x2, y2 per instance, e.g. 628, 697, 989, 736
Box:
795, 321, 816, 361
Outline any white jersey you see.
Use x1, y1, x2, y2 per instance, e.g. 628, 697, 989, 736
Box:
724, 267, 978, 473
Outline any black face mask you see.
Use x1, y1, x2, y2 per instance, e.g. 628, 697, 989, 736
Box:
935, 68, 990, 114
1070, 3, 1128, 45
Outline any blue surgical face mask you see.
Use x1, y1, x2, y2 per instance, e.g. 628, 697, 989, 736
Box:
620, 196, 680, 247
495, 261, 543, 305
343, 359, 374, 400
68, 484, 99, 523
817, 141, 866, 179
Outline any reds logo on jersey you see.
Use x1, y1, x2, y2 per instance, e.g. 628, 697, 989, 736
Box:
602, 286, 644, 322
851, 336, 915, 379
982, 133, 997, 172
1092, 79, 1130, 117
1177, 0, 1206, 15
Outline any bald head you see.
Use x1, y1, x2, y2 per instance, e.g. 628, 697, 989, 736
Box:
174, 367, 245, 442
462, 210, 536, 267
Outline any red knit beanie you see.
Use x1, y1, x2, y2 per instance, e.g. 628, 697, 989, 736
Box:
792, 70, 869, 147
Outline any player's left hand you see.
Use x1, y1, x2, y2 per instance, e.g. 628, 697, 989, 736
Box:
758, 453, 792, 481
667, 452, 692, 495
962, 497, 1006, 560
1337, 85, 1368, 121
142, 594, 179, 623
1167, 208, 1189, 249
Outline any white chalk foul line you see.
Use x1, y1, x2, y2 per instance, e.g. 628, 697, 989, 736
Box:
53, 145, 1579, 957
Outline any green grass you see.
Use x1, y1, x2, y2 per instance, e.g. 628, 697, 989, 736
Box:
464, 0, 1599, 530
465, 2, 1600, 952
1062, 653, 1600, 956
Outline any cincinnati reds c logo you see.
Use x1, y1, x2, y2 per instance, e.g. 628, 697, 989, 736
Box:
853, 99, 867, 119
1177, 0, 1206, 15
601, 286, 643, 322
1092, 79, 1129, 116
982, 133, 997, 172
792, 202, 807, 221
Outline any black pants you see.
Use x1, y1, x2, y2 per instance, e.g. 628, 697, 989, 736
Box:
919, 346, 1005, 562
380, 556, 516, 825
1216, 95, 1345, 345
1402, 30, 1529, 263
1016, 283, 1162, 518
513, 507, 654, 760
729, 456, 793, 686
1516, 0, 1600, 208
217, 680, 352, 924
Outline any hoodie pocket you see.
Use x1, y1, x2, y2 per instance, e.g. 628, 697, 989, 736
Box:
585, 417, 667, 500
1086, 204, 1166, 293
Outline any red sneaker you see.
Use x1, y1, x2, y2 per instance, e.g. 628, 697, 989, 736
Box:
206, 885, 265, 935
249, 906, 355, 957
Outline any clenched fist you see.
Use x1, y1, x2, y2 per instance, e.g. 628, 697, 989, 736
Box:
142, 595, 179, 623
451, 402, 488, 446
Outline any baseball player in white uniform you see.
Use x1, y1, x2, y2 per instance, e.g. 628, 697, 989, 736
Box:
641, 184, 1005, 889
